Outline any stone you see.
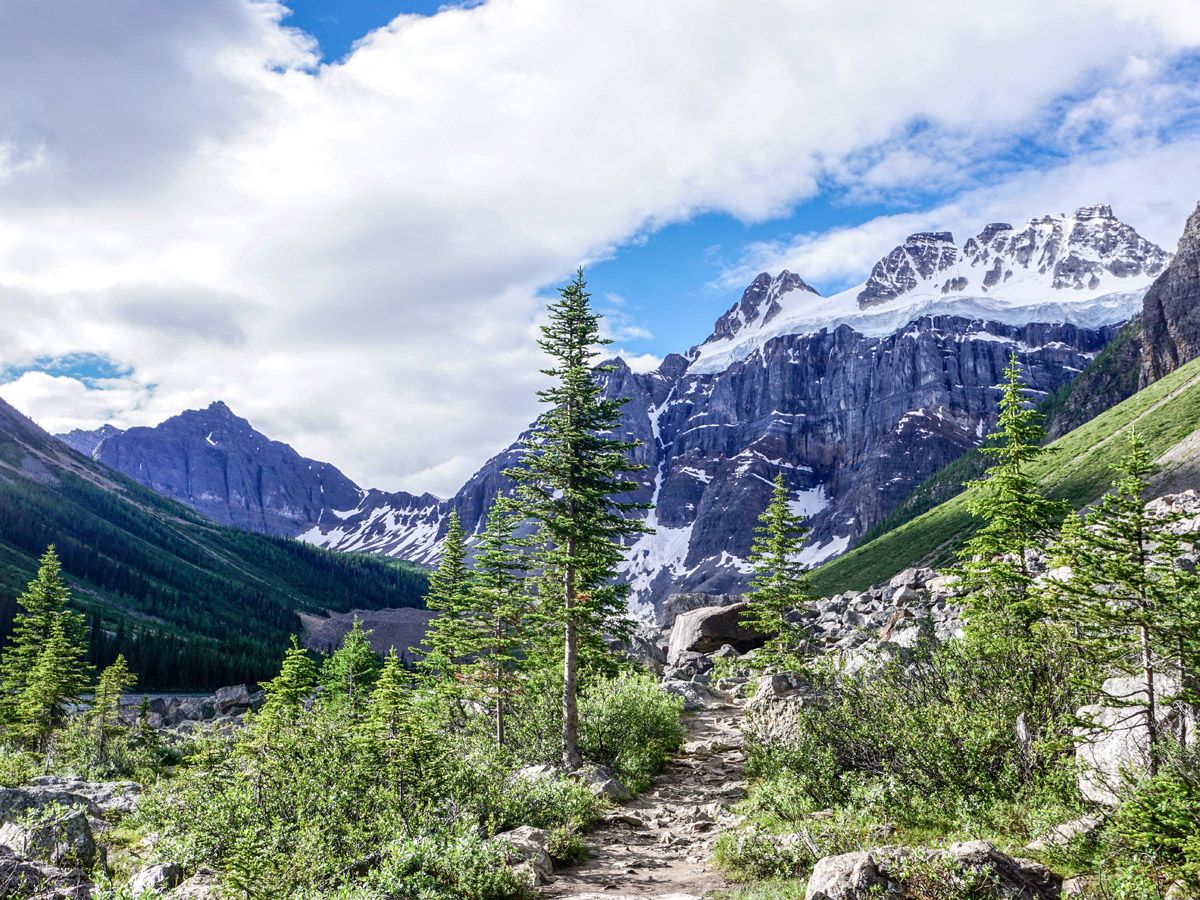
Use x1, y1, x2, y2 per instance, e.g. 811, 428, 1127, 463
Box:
1076, 674, 1184, 806
805, 841, 1060, 900
1062, 875, 1093, 897
0, 845, 92, 899
1026, 814, 1103, 853
661, 678, 725, 711
804, 851, 888, 900
493, 826, 553, 885
212, 684, 252, 714
572, 764, 631, 802
1, 778, 141, 820
129, 862, 185, 894
0, 807, 97, 869
170, 869, 222, 898
515, 763, 560, 784
667, 603, 767, 664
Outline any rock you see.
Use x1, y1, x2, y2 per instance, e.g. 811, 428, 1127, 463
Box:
169, 868, 222, 898
0, 845, 92, 899
1062, 876, 1093, 897
805, 841, 1060, 900
805, 851, 888, 900
2, 778, 141, 820
572, 764, 631, 802
1026, 814, 1103, 853
660, 593, 744, 630
1142, 201, 1200, 386
129, 862, 185, 894
0, 806, 97, 869
493, 826, 553, 885
1076, 674, 1184, 806
660, 678, 725, 711
212, 684, 253, 714
744, 673, 823, 745
515, 763, 560, 784
667, 603, 766, 664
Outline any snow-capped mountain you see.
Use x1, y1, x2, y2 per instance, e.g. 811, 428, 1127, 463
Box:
687, 205, 1170, 374
61, 204, 1180, 619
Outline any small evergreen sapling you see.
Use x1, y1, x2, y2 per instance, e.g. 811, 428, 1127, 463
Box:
320, 618, 381, 711
741, 474, 816, 671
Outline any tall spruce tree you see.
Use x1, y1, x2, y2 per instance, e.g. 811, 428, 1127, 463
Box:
508, 269, 646, 769
956, 354, 1068, 645
258, 637, 318, 731
1046, 434, 1194, 775
741, 474, 816, 671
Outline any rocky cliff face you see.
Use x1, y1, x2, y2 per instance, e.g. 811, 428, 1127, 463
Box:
1141, 203, 1200, 385
60, 402, 366, 537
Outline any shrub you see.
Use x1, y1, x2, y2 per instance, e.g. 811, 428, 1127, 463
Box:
371, 829, 530, 900
1113, 744, 1200, 891
578, 672, 683, 790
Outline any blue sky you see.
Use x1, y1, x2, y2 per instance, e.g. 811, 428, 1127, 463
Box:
2, 1, 1199, 493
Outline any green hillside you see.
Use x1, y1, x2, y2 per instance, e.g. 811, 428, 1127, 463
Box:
0, 400, 427, 690
811, 353, 1200, 596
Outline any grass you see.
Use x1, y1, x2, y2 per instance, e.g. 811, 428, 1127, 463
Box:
811, 353, 1200, 595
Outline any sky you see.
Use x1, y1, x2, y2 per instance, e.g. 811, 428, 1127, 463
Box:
1, 1, 1200, 496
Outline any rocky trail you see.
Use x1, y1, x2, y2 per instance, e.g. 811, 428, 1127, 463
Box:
543, 700, 746, 900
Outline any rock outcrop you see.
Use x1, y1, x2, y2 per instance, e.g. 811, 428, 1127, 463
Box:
1142, 202, 1200, 385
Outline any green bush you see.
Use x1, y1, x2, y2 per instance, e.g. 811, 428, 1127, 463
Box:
0, 744, 41, 787
713, 814, 863, 881
371, 829, 530, 900
578, 672, 684, 790
746, 635, 1089, 820
1113, 745, 1200, 891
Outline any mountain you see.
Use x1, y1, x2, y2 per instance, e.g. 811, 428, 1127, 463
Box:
809, 349, 1200, 596
56, 205, 1175, 620
1141, 202, 1200, 385
300, 205, 1170, 618
0, 396, 427, 689
61, 402, 365, 537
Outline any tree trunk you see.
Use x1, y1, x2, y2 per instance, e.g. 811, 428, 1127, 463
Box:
562, 543, 581, 770
1141, 623, 1159, 777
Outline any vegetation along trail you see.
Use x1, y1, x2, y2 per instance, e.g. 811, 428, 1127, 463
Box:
544, 700, 746, 899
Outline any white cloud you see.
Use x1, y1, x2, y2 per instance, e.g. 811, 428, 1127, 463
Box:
0, 0, 1197, 494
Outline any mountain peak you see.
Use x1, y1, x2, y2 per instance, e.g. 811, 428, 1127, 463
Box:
698, 270, 819, 350
1074, 203, 1114, 219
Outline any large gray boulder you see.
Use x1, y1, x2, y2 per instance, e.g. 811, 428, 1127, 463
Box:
493, 825, 553, 885
129, 862, 184, 895
805, 841, 1060, 899
0, 845, 92, 898
0, 807, 97, 869
1076, 674, 1184, 806
744, 673, 824, 746
667, 603, 766, 664
0, 777, 141, 821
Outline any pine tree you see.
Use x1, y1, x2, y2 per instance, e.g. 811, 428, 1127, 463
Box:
421, 511, 473, 680
257, 637, 318, 731
319, 619, 381, 711
1046, 434, 1194, 775
1, 547, 88, 714
462, 498, 529, 746
91, 654, 136, 766
507, 269, 647, 769
956, 354, 1068, 645
17, 616, 90, 752
741, 474, 816, 671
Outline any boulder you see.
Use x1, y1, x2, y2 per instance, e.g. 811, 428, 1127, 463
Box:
804, 841, 1059, 900
667, 602, 766, 664
514, 763, 560, 784
1026, 814, 1103, 853
660, 678, 726, 711
0, 778, 141, 821
129, 862, 185, 894
660, 592, 744, 631
1076, 674, 1184, 806
0, 807, 96, 869
572, 764, 631, 802
493, 825, 553, 885
212, 684, 253, 715
805, 851, 888, 900
170, 869, 222, 898
744, 674, 823, 745
0, 845, 92, 899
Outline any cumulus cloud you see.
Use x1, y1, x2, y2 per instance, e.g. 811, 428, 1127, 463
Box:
0, 0, 1198, 493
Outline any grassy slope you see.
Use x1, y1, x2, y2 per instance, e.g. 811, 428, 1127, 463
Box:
0, 404, 428, 689
810, 354, 1200, 596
